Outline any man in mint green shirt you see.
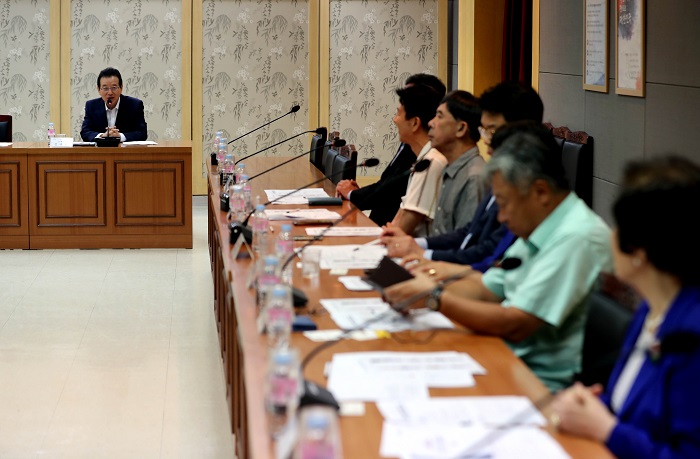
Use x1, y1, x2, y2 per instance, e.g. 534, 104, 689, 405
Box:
385, 125, 612, 391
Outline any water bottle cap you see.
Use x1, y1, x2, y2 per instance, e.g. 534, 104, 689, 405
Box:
237, 163, 245, 168
232, 184, 243, 191
225, 153, 233, 159
256, 204, 266, 211
264, 255, 279, 265
240, 174, 249, 181
272, 285, 288, 297
48, 122, 54, 126
273, 350, 293, 365
281, 224, 292, 232
306, 412, 330, 429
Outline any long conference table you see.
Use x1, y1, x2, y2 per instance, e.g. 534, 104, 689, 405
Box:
0, 141, 192, 249
207, 156, 614, 459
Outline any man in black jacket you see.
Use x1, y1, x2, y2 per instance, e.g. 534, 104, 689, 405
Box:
335, 73, 446, 226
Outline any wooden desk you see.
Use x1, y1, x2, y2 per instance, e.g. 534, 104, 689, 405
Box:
0, 141, 192, 249
207, 157, 613, 459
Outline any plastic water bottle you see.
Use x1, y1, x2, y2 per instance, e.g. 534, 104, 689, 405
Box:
252, 204, 269, 254
265, 284, 293, 349
47, 122, 55, 145
229, 184, 246, 222
234, 162, 246, 184
296, 406, 342, 459
256, 255, 279, 310
213, 130, 223, 156
217, 139, 228, 176
222, 153, 235, 188
276, 224, 294, 284
239, 174, 253, 215
266, 348, 300, 438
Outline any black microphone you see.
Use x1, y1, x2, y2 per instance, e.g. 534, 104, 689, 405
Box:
234, 127, 326, 165
227, 104, 301, 145
229, 153, 378, 245
247, 138, 346, 182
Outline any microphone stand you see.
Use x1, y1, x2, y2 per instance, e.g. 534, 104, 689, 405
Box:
227, 105, 301, 145
234, 128, 325, 165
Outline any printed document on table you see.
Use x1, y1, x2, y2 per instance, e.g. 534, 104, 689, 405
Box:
320, 297, 454, 332
123, 140, 158, 145
377, 396, 545, 427
317, 244, 387, 270
264, 208, 341, 221
0, 142, 12, 147
327, 351, 478, 402
305, 226, 383, 237
380, 423, 570, 459
264, 188, 329, 205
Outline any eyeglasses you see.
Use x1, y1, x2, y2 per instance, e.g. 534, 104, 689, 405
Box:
100, 86, 120, 93
478, 126, 496, 141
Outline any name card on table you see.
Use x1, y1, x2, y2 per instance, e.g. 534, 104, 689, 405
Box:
49, 137, 74, 147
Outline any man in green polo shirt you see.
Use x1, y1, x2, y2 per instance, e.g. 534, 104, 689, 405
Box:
384, 127, 612, 391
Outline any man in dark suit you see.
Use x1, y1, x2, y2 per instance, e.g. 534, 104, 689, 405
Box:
335, 73, 446, 226
80, 67, 148, 142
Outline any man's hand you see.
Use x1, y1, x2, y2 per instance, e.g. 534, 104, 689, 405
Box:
336, 179, 359, 199
380, 223, 425, 258
383, 273, 438, 313
410, 260, 473, 281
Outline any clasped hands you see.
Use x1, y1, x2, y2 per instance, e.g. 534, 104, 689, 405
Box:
335, 179, 359, 199
548, 382, 617, 443
99, 126, 121, 138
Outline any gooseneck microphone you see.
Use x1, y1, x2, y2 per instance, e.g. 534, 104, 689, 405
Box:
227, 104, 301, 145
234, 127, 326, 165
229, 154, 379, 245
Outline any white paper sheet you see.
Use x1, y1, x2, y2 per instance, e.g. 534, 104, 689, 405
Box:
122, 140, 158, 145
337, 276, 374, 291
264, 188, 329, 205
317, 244, 387, 270
305, 226, 383, 237
264, 208, 341, 221
0, 142, 13, 147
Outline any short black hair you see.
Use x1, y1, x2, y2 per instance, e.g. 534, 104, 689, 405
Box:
614, 156, 700, 286
404, 73, 447, 98
395, 84, 442, 133
97, 67, 123, 88
440, 90, 481, 143
479, 81, 544, 123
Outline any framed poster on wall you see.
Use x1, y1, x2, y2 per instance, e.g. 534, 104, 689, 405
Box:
615, 0, 645, 97
583, 0, 609, 92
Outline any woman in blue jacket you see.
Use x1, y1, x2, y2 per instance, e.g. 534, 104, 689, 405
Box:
551, 156, 700, 459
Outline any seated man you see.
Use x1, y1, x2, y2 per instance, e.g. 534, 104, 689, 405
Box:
384, 129, 612, 391
390, 84, 446, 237
381, 82, 544, 267
336, 73, 446, 226
80, 67, 148, 142
425, 90, 488, 236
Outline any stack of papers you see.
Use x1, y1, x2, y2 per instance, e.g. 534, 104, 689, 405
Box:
264, 208, 341, 221
307, 244, 386, 270
327, 351, 484, 402
264, 188, 329, 205
320, 297, 453, 332
306, 226, 383, 237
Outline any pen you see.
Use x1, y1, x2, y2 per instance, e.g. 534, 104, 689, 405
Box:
353, 238, 382, 251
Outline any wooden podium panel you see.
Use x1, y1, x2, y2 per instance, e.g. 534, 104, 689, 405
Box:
0, 152, 29, 248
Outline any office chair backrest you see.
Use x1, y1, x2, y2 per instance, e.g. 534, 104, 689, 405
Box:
320, 131, 340, 172
562, 130, 593, 207
0, 115, 12, 142
330, 144, 358, 184
309, 131, 328, 171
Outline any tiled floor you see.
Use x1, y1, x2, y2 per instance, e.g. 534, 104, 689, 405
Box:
0, 200, 235, 458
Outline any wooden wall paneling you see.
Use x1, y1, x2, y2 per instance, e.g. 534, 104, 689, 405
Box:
0, 153, 29, 248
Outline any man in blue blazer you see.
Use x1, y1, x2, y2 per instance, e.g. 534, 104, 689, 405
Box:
80, 67, 147, 142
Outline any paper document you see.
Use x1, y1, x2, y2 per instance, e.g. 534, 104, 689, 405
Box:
320, 297, 454, 332
377, 396, 544, 427
380, 423, 570, 459
327, 351, 479, 402
337, 276, 374, 291
0, 142, 13, 147
315, 244, 387, 270
265, 208, 341, 221
305, 226, 383, 237
302, 329, 380, 342
123, 140, 158, 146
265, 188, 329, 205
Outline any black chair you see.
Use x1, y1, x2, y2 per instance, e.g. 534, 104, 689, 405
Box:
320, 131, 340, 173
0, 115, 11, 142
329, 144, 358, 184
551, 125, 569, 153
309, 130, 328, 171
577, 273, 639, 387
562, 130, 593, 207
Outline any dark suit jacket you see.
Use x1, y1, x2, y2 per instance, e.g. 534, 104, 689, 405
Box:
600, 287, 700, 459
349, 144, 415, 226
80, 95, 148, 141
425, 191, 508, 265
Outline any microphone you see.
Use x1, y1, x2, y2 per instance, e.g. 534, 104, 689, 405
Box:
229, 154, 378, 245
234, 127, 326, 165
227, 104, 301, 145
247, 138, 346, 182
277, 159, 429, 274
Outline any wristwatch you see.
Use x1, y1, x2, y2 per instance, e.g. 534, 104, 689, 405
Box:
426, 284, 444, 311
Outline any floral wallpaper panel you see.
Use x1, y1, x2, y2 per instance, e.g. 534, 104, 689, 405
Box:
0, 0, 51, 142
70, 0, 183, 142
201, 0, 310, 176
329, 0, 440, 175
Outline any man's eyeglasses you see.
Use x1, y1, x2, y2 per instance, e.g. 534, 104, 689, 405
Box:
478, 126, 496, 141
100, 86, 120, 93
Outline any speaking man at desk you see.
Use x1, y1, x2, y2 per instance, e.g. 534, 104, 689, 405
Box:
80, 67, 148, 142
